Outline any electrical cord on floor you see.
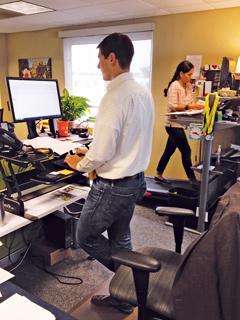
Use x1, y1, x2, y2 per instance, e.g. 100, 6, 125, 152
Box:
28, 255, 83, 286
21, 220, 44, 246
6, 220, 83, 285
9, 223, 43, 273
4, 221, 44, 267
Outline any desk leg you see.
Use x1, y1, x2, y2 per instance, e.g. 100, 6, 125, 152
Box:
197, 138, 212, 232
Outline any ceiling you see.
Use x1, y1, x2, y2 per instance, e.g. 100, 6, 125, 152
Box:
0, 0, 239, 34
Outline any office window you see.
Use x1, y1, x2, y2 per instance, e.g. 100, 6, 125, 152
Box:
63, 31, 153, 118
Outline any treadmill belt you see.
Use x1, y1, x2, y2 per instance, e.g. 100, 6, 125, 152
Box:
145, 176, 193, 195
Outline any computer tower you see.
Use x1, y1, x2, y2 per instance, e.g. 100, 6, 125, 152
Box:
43, 210, 72, 249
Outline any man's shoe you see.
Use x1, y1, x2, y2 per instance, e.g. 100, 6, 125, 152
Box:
154, 176, 172, 185
91, 295, 134, 314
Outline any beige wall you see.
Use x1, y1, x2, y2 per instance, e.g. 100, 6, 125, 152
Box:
150, 8, 240, 179
0, 34, 8, 111
2, 7, 240, 179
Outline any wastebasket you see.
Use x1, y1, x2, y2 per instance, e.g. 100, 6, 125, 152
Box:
64, 198, 85, 249
168, 187, 199, 229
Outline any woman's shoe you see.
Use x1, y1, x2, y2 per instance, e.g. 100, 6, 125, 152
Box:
154, 176, 172, 185
190, 178, 200, 187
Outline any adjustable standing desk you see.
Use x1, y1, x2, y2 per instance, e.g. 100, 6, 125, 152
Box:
0, 139, 91, 318
0, 141, 90, 238
171, 114, 239, 232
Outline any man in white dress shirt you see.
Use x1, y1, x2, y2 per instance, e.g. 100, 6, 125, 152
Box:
64, 33, 155, 313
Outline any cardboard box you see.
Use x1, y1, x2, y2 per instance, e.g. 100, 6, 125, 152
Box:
33, 238, 71, 266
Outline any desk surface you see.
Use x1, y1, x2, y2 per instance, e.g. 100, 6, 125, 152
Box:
0, 213, 31, 238
0, 183, 90, 238
22, 135, 93, 156
0, 281, 76, 320
24, 183, 90, 220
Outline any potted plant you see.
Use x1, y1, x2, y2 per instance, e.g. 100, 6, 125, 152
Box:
59, 88, 90, 134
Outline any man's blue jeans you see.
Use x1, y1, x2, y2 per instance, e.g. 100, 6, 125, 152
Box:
76, 172, 146, 272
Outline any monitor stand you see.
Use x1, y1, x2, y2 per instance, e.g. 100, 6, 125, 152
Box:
49, 118, 56, 138
27, 119, 57, 139
27, 120, 39, 139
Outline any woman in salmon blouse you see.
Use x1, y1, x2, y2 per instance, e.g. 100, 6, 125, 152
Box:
155, 60, 204, 186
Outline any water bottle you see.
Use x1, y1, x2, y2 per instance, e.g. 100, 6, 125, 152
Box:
217, 145, 221, 165
0, 193, 6, 227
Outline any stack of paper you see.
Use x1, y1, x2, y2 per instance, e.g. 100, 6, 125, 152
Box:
22, 136, 84, 155
0, 293, 55, 320
0, 268, 14, 285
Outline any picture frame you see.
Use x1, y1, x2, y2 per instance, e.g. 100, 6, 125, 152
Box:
18, 58, 52, 79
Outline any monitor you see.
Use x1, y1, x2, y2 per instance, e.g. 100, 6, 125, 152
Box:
219, 57, 235, 90
6, 77, 63, 139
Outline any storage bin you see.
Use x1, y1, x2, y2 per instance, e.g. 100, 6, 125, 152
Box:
64, 198, 85, 248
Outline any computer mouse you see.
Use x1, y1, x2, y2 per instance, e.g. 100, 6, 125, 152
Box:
79, 132, 89, 138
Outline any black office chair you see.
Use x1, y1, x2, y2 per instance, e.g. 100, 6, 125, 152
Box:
155, 206, 195, 253
109, 181, 240, 320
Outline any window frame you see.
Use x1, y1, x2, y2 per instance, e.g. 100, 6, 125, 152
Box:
61, 24, 154, 113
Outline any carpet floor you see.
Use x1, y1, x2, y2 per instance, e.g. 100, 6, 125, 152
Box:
9, 204, 198, 313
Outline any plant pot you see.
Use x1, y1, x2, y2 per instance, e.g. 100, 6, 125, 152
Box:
58, 121, 68, 136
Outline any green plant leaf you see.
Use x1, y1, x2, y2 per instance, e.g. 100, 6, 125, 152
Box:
59, 88, 91, 121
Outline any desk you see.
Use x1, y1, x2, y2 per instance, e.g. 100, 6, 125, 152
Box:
0, 212, 31, 238
0, 281, 76, 320
172, 115, 239, 232
0, 137, 90, 263
0, 183, 90, 238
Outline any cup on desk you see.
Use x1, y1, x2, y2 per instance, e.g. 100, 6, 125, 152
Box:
58, 121, 68, 137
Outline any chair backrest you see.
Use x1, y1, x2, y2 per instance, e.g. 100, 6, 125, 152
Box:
172, 181, 240, 320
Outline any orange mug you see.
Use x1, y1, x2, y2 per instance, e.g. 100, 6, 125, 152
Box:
58, 121, 68, 136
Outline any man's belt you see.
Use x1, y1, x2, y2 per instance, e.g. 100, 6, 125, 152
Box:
97, 173, 141, 183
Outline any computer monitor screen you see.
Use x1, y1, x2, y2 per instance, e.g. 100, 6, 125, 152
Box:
6, 77, 63, 138
219, 57, 235, 89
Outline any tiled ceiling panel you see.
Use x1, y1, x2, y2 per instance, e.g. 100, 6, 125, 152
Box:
0, 0, 239, 33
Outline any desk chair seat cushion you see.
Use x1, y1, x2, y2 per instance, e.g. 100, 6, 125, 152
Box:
110, 247, 182, 319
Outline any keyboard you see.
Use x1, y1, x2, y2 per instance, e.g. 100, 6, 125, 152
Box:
52, 158, 74, 170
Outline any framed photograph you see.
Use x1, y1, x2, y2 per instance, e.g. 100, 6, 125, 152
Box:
18, 58, 52, 78
190, 78, 196, 93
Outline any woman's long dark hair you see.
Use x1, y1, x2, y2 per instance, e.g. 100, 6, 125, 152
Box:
164, 60, 194, 97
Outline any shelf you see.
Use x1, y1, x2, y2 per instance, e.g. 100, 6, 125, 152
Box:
171, 117, 239, 131
0, 149, 49, 168
197, 96, 240, 101
191, 161, 234, 176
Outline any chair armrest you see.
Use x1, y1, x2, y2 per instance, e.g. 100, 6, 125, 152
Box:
112, 249, 161, 273
156, 206, 194, 217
